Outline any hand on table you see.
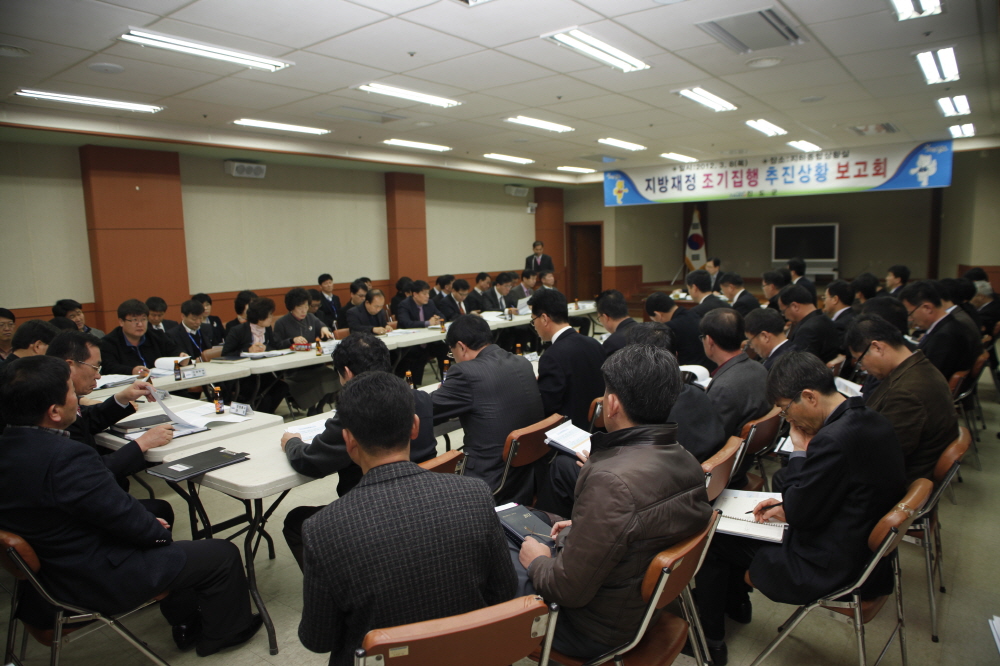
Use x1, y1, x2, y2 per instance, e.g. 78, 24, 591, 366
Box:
132, 365, 149, 376
135, 424, 175, 452
281, 431, 299, 451
249, 343, 266, 353
117, 381, 155, 404
293, 336, 308, 345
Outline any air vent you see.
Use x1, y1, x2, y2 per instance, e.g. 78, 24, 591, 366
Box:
505, 185, 530, 197
846, 123, 901, 136
697, 8, 805, 54
224, 160, 266, 179
580, 154, 621, 164
316, 107, 405, 125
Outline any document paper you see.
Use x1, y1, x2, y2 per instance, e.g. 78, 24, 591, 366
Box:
714, 489, 787, 543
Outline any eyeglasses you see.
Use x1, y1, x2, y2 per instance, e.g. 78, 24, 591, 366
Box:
906, 304, 921, 319
75, 360, 102, 373
124, 317, 148, 324
852, 341, 875, 369
778, 391, 803, 420
0, 321, 14, 330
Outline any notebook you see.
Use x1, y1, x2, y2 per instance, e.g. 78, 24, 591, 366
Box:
110, 414, 170, 434
495, 503, 557, 549
211, 355, 249, 364
146, 447, 249, 481
713, 489, 787, 543
544, 420, 591, 457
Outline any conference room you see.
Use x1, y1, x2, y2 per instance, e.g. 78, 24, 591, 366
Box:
1, 0, 999, 664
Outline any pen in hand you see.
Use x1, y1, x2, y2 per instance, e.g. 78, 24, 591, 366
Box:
746, 501, 783, 514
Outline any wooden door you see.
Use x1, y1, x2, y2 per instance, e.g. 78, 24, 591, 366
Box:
568, 224, 602, 300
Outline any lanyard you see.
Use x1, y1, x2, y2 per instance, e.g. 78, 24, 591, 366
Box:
185, 328, 203, 354
126, 337, 147, 368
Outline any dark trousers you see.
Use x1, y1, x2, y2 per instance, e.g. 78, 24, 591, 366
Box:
283, 505, 323, 570
569, 315, 591, 337
161, 540, 254, 641
692, 534, 763, 641
533, 453, 581, 517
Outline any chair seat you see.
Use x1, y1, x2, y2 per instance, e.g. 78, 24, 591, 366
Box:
529, 613, 689, 666
822, 595, 889, 624
742, 473, 765, 493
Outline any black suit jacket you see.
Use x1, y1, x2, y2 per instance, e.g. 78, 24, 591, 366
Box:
437, 294, 467, 321
316, 294, 343, 331
285, 390, 437, 497
69, 398, 145, 487
705, 353, 770, 438
397, 297, 444, 329
669, 384, 726, 463
793, 276, 817, 302
506, 284, 533, 308
222, 322, 292, 356
98, 327, 182, 375
206, 315, 225, 346
710, 272, 724, 293
525, 253, 554, 272
691, 294, 731, 318
978, 299, 1000, 337
917, 313, 983, 380
731, 290, 760, 317
602, 317, 637, 357
666, 307, 714, 370
787, 309, 841, 363
0, 427, 182, 616
751, 398, 905, 604
168, 322, 214, 358
480, 288, 507, 312
346, 307, 389, 334
762, 339, 793, 371
464, 289, 486, 313
537, 328, 606, 430
432, 345, 544, 503
299, 461, 516, 666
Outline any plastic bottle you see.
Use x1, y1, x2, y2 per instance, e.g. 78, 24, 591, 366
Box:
173, 359, 181, 381
315, 337, 322, 355
516, 343, 523, 356
213, 386, 224, 414
442, 359, 450, 382
405, 370, 414, 388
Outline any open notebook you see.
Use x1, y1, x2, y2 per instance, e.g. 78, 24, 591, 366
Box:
714, 489, 787, 543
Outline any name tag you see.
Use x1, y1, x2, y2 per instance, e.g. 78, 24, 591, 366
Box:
229, 402, 253, 416
181, 367, 207, 380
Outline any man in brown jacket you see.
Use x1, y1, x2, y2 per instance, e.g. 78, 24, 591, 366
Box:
518, 344, 712, 659
846, 314, 957, 482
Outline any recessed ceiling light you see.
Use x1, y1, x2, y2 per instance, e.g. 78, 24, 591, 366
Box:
234, 119, 329, 134
120, 28, 291, 71
891, 0, 942, 21
14, 89, 162, 113
746, 57, 782, 68
0, 44, 31, 58
557, 166, 596, 173
678, 87, 738, 112
949, 123, 974, 138
88, 62, 125, 74
598, 137, 646, 151
543, 28, 649, 73
937, 94, 970, 116
383, 138, 451, 152
661, 152, 698, 163
746, 119, 788, 136
916, 47, 959, 84
505, 116, 574, 133
357, 83, 461, 108
484, 153, 534, 164
787, 140, 821, 152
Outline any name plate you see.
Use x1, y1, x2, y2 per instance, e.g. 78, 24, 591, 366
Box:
524, 352, 540, 362
229, 402, 253, 416
181, 367, 207, 380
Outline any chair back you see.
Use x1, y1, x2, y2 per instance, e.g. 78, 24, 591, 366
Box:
334, 328, 350, 340
587, 397, 604, 432
933, 427, 970, 486
355, 595, 555, 666
502, 414, 567, 469
868, 479, 933, 556
418, 450, 466, 475
947, 370, 968, 399
0, 530, 39, 579
739, 406, 782, 459
701, 436, 746, 502
640, 512, 721, 607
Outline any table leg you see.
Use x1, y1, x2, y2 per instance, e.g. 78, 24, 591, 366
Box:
166, 480, 215, 540
243, 498, 278, 655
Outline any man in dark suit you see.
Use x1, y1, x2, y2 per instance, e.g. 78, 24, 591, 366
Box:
596, 289, 636, 357
282, 334, 437, 568
345, 289, 394, 335
464, 272, 491, 314
762, 270, 790, 312
432, 274, 454, 303
885, 265, 910, 298
1, 319, 59, 366
145, 297, 179, 333
0, 356, 260, 656
530, 289, 605, 430
389, 277, 413, 317
395, 280, 448, 384
298, 371, 516, 666
779, 284, 841, 363
846, 315, 956, 483
901, 281, 984, 380
506, 270, 536, 308
438, 278, 471, 321
687, 269, 731, 317
822, 280, 857, 374
851, 272, 882, 307
100, 299, 188, 375
744, 309, 792, 372
169, 299, 215, 360
480, 272, 514, 312
695, 352, 905, 663
645, 292, 714, 370
786, 257, 817, 303
706, 257, 723, 293
224, 290, 257, 335
525, 240, 554, 272
314, 273, 343, 331
432, 316, 545, 504
538, 271, 592, 337
719, 272, 759, 316
973, 280, 1000, 370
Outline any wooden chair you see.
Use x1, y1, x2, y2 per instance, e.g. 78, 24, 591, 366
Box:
748, 479, 933, 666
587, 397, 604, 433
903, 427, 970, 642
494, 414, 568, 499
701, 436, 747, 502
354, 595, 558, 666
334, 328, 351, 340
2, 531, 170, 666
528, 511, 722, 666
738, 407, 783, 492
418, 450, 466, 475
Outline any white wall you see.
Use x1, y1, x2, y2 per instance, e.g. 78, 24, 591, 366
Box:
0, 142, 93, 308
940, 149, 1000, 275
564, 186, 615, 265
425, 178, 535, 275
614, 203, 685, 283
180, 155, 388, 292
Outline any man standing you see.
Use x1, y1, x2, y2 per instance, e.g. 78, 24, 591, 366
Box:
100, 299, 188, 375
298, 371, 516, 666
645, 292, 713, 370
744, 309, 792, 372
596, 289, 636, 356
901, 280, 983, 380
0, 308, 15, 361
525, 240, 554, 272
315, 273, 343, 331
719, 273, 758, 316
687, 270, 730, 317
518, 345, 711, 660
700, 309, 770, 439
778, 284, 841, 363
786, 257, 816, 302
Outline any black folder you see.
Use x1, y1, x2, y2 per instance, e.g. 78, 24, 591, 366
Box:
495, 503, 556, 548
146, 447, 249, 482
110, 414, 170, 434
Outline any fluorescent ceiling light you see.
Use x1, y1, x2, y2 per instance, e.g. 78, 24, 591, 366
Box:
949, 123, 975, 138
678, 87, 738, 112
746, 119, 787, 136
484, 153, 534, 164
890, 0, 942, 21
120, 28, 291, 71
383, 138, 451, 152
544, 28, 649, 73
357, 83, 460, 108
937, 95, 970, 117
598, 137, 646, 151
557, 166, 596, 173
14, 89, 162, 113
505, 116, 574, 133
661, 152, 698, 163
234, 119, 329, 134
916, 47, 959, 84
787, 140, 821, 152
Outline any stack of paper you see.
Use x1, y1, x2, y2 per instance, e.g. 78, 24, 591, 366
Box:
835, 376, 864, 398
95, 374, 138, 389
680, 365, 711, 388
154, 356, 189, 371
545, 420, 591, 457
386, 329, 420, 336
241, 349, 294, 359
284, 419, 330, 444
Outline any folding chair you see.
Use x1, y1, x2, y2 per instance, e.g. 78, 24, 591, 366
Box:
948, 369, 980, 469
903, 427, 970, 642
737, 407, 783, 492
748, 478, 933, 666
701, 436, 747, 502
418, 450, 466, 475
494, 413, 568, 499
587, 397, 605, 433
334, 328, 351, 340
354, 595, 558, 666
528, 511, 723, 666
953, 352, 989, 442
2, 531, 170, 666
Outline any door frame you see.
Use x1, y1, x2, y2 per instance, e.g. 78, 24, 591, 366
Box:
565, 221, 604, 300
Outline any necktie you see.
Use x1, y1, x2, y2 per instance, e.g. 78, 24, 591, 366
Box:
459, 301, 465, 314
418, 304, 425, 322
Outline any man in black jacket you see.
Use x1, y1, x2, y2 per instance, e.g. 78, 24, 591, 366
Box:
645, 292, 714, 370
315, 273, 343, 331
437, 279, 471, 321
687, 269, 730, 317
395, 280, 448, 384
901, 280, 983, 380
779, 284, 841, 363
282, 333, 436, 568
744, 309, 792, 372
525, 240, 554, 272
0, 356, 260, 656
100, 299, 189, 375
596, 289, 636, 357
345, 290, 394, 335
719, 272, 759, 317
168, 299, 216, 359
694, 352, 905, 665
787, 257, 817, 303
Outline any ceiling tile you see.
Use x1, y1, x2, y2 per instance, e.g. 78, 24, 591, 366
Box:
572, 18, 667, 59
2, 0, 158, 51
176, 77, 317, 110
50, 54, 221, 97
569, 52, 711, 93
406, 50, 554, 91
152, 96, 258, 127
0, 33, 94, 85
763, 82, 875, 111
588, 107, 686, 130
496, 38, 603, 74
780, 0, 886, 25
540, 94, 653, 120
342, 0, 438, 14
97, 0, 192, 14
571, 0, 664, 19
721, 59, 853, 95
486, 75, 607, 107
838, 35, 985, 82
675, 40, 830, 78
235, 51, 391, 93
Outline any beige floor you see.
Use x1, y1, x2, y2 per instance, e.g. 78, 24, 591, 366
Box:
3, 368, 999, 666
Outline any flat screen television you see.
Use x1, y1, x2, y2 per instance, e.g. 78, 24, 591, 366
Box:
772, 223, 838, 263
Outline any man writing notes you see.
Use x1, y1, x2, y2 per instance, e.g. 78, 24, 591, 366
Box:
517, 345, 711, 660
275, 288, 337, 415
525, 240, 554, 272
396, 280, 448, 385
693, 352, 904, 665
438, 278, 471, 321
298, 371, 516, 666
100, 299, 187, 375
346, 289, 395, 335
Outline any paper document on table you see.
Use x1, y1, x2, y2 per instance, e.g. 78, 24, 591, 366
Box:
776, 436, 794, 454
478, 311, 507, 321
544, 421, 591, 457
95, 374, 139, 389
714, 489, 786, 543
241, 350, 294, 358
386, 329, 419, 336
575, 300, 596, 309
172, 402, 251, 427
517, 297, 531, 315
123, 397, 210, 439
835, 376, 863, 398
153, 356, 190, 371
147, 368, 173, 378
285, 418, 330, 444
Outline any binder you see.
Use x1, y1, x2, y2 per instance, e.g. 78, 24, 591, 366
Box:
146, 447, 249, 482
110, 414, 170, 434
495, 503, 556, 548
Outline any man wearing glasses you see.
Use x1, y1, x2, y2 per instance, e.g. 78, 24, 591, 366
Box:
0, 308, 14, 360
744, 309, 791, 372
900, 280, 983, 381
99, 299, 189, 376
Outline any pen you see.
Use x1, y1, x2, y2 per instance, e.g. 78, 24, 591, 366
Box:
746, 501, 783, 514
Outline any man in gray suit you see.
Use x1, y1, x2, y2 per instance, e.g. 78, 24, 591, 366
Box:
299, 372, 516, 666
701, 308, 771, 439
432, 315, 545, 504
